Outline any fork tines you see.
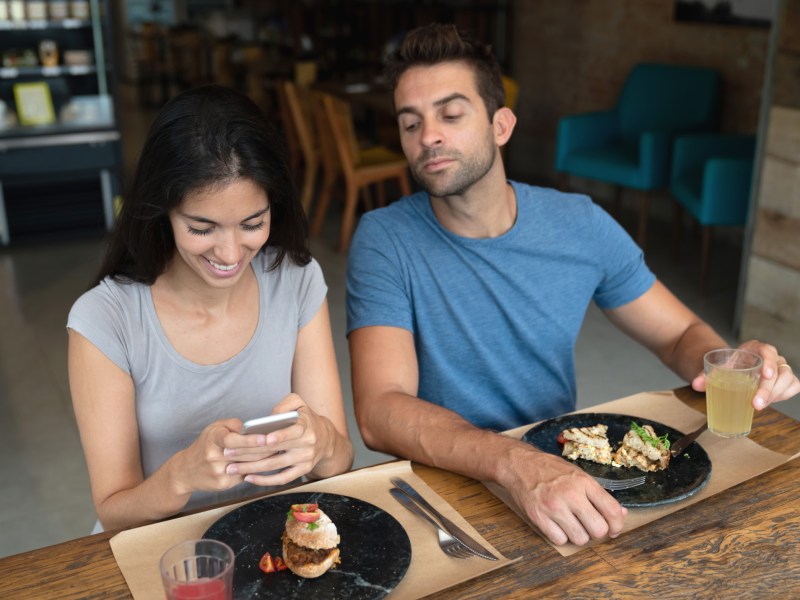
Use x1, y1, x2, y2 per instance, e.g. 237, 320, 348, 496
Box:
594, 475, 646, 490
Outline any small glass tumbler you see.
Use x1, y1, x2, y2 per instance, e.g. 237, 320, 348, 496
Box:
159, 539, 235, 600
704, 348, 762, 438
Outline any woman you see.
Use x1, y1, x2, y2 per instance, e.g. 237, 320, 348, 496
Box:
67, 85, 353, 531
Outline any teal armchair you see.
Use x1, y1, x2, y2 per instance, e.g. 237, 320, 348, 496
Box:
670, 133, 756, 292
555, 63, 721, 247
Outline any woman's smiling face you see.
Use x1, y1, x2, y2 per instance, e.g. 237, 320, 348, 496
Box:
168, 178, 271, 289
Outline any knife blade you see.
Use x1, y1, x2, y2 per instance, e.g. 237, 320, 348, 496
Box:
390, 477, 498, 561
670, 421, 708, 457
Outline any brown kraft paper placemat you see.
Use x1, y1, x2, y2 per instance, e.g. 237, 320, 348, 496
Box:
484, 390, 800, 557
110, 460, 517, 599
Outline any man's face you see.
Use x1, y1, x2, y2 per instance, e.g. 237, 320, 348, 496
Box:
394, 62, 497, 198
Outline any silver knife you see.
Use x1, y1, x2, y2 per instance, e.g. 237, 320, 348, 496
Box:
390, 477, 498, 561
670, 421, 708, 457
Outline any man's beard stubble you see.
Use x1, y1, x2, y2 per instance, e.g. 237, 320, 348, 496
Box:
410, 136, 497, 199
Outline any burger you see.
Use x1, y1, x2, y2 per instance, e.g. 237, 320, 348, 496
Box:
281, 503, 340, 578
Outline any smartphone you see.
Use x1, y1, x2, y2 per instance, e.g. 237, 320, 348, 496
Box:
240, 411, 300, 436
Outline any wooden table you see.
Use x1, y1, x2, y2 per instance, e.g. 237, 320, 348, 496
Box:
2, 387, 799, 598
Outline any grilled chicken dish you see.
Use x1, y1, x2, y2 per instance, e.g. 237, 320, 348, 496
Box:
558, 421, 671, 473
559, 424, 613, 465
612, 423, 671, 472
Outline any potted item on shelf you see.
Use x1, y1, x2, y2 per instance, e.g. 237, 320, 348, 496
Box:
9, 0, 24, 21
2, 49, 39, 68
49, 0, 70, 20
27, 0, 48, 20
38, 40, 60, 67
70, 0, 90, 19
63, 49, 93, 67
0, 99, 18, 130
60, 94, 113, 126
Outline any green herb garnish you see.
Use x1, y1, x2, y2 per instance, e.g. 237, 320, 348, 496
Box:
286, 509, 295, 521
631, 421, 671, 450
306, 521, 320, 531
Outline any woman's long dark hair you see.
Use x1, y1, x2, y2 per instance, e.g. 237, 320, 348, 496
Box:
93, 85, 310, 287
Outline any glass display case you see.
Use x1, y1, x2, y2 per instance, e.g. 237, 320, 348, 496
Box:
0, 0, 122, 245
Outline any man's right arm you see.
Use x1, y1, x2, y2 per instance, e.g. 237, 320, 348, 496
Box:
349, 325, 628, 546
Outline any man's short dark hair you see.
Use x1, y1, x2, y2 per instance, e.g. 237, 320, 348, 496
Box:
385, 23, 505, 120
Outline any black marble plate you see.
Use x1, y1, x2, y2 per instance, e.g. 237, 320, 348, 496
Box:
203, 492, 411, 599
521, 413, 711, 508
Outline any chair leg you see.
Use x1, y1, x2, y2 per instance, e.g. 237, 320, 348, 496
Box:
636, 190, 650, 249
338, 183, 359, 253
310, 173, 335, 237
360, 186, 373, 211
672, 203, 684, 262
300, 158, 317, 215
376, 182, 386, 208
399, 173, 412, 197
700, 226, 713, 295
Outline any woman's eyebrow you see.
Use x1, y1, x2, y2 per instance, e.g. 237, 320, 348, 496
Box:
180, 207, 269, 225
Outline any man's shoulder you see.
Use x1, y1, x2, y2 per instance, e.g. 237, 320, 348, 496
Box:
513, 180, 593, 209
356, 192, 430, 238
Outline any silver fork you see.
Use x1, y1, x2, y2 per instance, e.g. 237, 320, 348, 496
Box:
389, 488, 473, 559
593, 475, 646, 490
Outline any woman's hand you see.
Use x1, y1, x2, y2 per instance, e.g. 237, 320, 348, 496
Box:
171, 417, 277, 495
220, 393, 340, 486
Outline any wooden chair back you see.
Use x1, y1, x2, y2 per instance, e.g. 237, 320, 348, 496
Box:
277, 81, 319, 213
282, 82, 316, 168
311, 91, 411, 251
310, 91, 342, 175
319, 93, 362, 176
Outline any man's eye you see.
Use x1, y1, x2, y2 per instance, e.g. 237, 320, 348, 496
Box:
444, 114, 462, 121
402, 121, 419, 132
188, 226, 212, 236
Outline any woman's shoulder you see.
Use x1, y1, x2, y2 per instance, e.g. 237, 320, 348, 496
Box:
70, 276, 147, 319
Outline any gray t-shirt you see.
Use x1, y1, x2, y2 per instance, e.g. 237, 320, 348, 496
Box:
68, 248, 327, 515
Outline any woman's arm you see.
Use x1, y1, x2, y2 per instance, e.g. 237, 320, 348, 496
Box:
290, 299, 353, 479
228, 299, 354, 484
68, 330, 251, 530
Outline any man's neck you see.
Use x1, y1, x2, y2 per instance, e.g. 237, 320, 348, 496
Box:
429, 167, 517, 239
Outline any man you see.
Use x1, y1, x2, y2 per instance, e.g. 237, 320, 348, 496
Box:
346, 23, 799, 546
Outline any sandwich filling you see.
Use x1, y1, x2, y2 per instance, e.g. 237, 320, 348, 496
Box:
560, 424, 613, 465
558, 421, 671, 472
612, 423, 670, 472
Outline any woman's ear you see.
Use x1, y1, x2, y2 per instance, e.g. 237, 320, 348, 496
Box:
492, 107, 517, 147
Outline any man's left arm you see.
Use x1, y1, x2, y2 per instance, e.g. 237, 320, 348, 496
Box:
604, 280, 800, 409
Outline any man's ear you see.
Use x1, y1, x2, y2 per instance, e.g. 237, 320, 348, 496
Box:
492, 107, 517, 147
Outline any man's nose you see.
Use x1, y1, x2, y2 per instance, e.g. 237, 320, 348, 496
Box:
420, 121, 443, 148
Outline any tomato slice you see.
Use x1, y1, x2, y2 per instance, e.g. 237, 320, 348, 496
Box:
293, 510, 320, 523
290, 503, 318, 513
274, 556, 288, 571
556, 432, 567, 446
259, 552, 276, 573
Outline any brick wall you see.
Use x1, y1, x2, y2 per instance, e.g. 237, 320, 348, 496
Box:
740, 0, 800, 366
506, 0, 770, 188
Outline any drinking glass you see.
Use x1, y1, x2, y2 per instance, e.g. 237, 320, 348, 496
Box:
704, 348, 762, 438
160, 539, 235, 600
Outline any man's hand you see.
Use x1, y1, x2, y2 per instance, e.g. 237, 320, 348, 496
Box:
691, 340, 800, 410
502, 442, 627, 546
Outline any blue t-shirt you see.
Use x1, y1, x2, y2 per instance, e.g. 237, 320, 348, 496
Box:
346, 181, 655, 431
